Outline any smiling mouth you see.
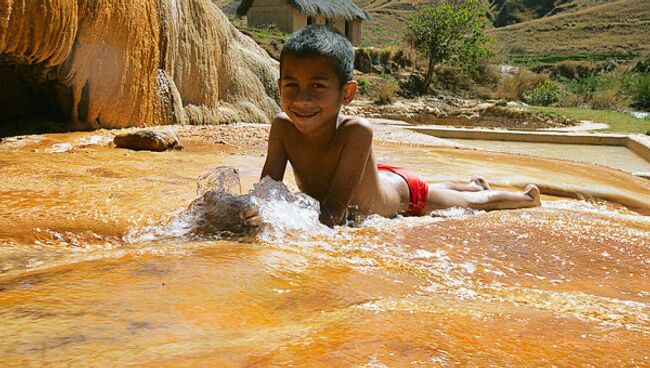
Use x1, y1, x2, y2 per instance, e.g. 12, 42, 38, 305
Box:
291, 110, 319, 119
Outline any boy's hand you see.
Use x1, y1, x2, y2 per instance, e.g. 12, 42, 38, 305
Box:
240, 206, 262, 228
319, 204, 346, 228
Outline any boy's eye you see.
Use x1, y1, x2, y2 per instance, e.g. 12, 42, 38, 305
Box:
284, 83, 298, 88
313, 83, 326, 88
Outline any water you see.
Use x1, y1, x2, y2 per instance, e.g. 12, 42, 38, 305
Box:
449, 139, 650, 174
1, 130, 649, 366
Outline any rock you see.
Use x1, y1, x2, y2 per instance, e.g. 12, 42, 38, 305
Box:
354, 48, 372, 73
371, 64, 385, 74
0, 0, 280, 129
113, 130, 179, 152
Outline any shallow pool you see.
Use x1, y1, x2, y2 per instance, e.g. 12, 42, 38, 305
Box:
1, 129, 649, 366
449, 139, 650, 174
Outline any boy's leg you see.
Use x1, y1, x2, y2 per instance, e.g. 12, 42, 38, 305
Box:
423, 184, 541, 212
429, 177, 491, 192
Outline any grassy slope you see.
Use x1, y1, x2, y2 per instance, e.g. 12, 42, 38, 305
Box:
528, 106, 650, 134
356, 0, 649, 61
493, 0, 650, 57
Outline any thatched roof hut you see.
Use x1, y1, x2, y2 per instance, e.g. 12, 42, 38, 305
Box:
238, 0, 371, 46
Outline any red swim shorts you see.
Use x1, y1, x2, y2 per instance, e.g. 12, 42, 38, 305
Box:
377, 164, 429, 216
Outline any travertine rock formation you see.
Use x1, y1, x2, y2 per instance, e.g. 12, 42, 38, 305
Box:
0, 0, 280, 129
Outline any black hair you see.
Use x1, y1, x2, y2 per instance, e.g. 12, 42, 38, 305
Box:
280, 24, 355, 86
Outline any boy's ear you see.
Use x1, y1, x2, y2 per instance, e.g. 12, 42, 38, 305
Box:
277, 79, 282, 96
342, 80, 358, 105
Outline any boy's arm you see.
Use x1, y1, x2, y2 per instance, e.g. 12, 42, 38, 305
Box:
261, 116, 288, 181
321, 120, 373, 227
242, 116, 288, 229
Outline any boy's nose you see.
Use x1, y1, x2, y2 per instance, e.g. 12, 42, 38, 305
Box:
295, 89, 314, 103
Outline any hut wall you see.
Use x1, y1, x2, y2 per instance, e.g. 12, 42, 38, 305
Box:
330, 18, 346, 35
247, 0, 294, 33
292, 10, 307, 31
313, 16, 326, 25
349, 19, 362, 46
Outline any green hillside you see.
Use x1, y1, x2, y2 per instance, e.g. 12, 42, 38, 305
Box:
220, 0, 650, 61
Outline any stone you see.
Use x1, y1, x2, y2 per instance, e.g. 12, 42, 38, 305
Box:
354, 49, 372, 74
113, 130, 179, 152
0, 0, 280, 129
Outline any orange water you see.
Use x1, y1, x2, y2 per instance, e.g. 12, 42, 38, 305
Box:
1, 130, 649, 367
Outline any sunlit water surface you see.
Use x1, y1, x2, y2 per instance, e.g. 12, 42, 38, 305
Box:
0, 130, 649, 367
448, 139, 650, 174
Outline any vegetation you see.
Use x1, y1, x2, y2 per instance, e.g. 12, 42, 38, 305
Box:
635, 75, 650, 109
495, 69, 547, 101
527, 106, 650, 134
522, 80, 561, 106
405, 0, 492, 94
508, 53, 638, 67
493, 0, 650, 57
236, 24, 288, 60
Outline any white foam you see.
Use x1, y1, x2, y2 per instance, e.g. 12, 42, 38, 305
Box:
45, 143, 73, 153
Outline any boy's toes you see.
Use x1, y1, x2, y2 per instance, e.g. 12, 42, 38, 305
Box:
524, 184, 541, 205
471, 176, 491, 190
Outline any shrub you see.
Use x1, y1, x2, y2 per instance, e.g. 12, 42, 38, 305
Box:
495, 69, 547, 100
522, 80, 561, 106
590, 88, 630, 111
533, 60, 608, 80
435, 64, 472, 92
391, 48, 415, 68
634, 75, 650, 109
473, 59, 500, 87
633, 55, 650, 74
378, 49, 392, 66
559, 92, 585, 108
371, 78, 399, 104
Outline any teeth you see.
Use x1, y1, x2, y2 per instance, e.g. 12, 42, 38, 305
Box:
294, 111, 317, 118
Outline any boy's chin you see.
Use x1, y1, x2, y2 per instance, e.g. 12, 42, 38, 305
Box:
289, 113, 325, 128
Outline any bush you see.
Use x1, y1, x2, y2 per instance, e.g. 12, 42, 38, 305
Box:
391, 48, 415, 69
532, 61, 608, 80
558, 92, 585, 108
590, 89, 630, 111
634, 75, 650, 109
522, 80, 562, 106
473, 60, 501, 87
370, 77, 399, 104
495, 69, 547, 100
435, 64, 473, 92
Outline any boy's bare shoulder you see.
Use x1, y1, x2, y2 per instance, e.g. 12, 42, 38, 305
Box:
338, 115, 373, 139
272, 112, 293, 128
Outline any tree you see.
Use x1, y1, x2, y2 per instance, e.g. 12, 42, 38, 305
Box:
406, 0, 493, 94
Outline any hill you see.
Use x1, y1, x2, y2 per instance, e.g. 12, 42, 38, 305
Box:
218, 0, 649, 61
494, 0, 650, 59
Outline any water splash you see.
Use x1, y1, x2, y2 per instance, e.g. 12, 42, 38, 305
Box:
127, 166, 330, 242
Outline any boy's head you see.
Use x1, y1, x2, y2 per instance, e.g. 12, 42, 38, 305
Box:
277, 25, 358, 133
280, 25, 354, 86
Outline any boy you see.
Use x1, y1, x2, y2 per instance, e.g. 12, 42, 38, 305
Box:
243, 25, 540, 227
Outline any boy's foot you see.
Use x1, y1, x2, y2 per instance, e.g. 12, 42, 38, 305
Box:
523, 184, 541, 206
470, 176, 491, 191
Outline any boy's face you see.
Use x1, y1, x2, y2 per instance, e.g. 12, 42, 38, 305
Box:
279, 55, 357, 134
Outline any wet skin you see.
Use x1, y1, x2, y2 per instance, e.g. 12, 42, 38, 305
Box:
260, 55, 408, 226
252, 55, 540, 227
